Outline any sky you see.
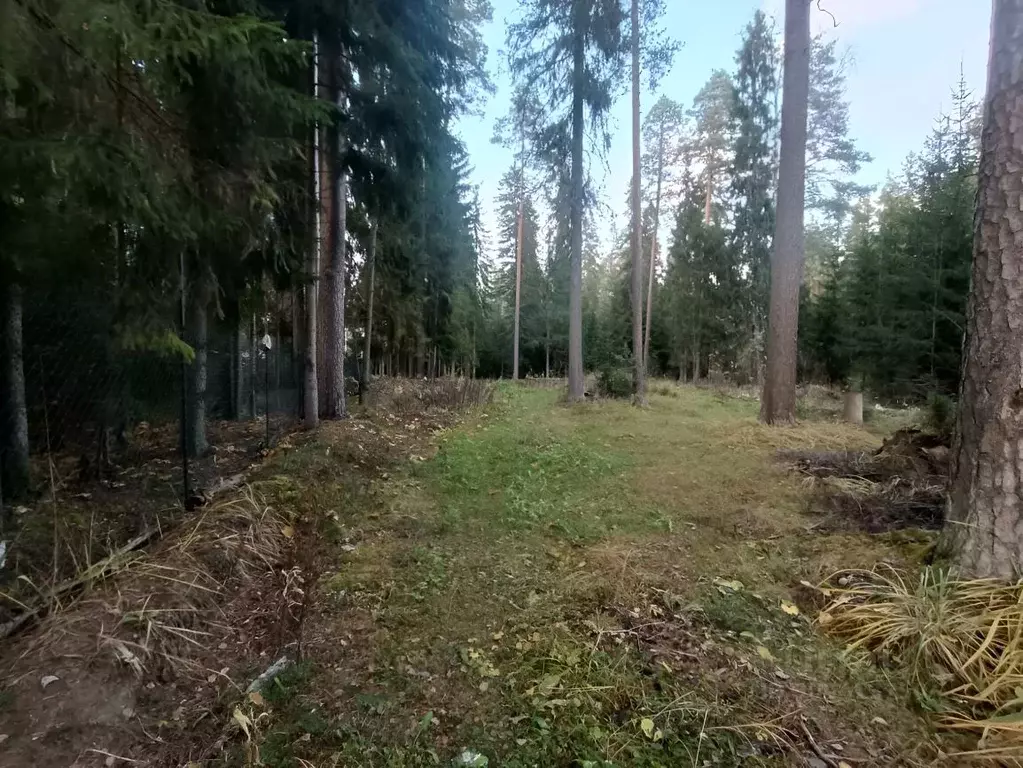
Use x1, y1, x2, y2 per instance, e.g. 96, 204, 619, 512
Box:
453, 0, 992, 251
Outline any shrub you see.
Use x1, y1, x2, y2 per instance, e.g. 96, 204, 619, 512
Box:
597, 361, 632, 399
924, 393, 955, 440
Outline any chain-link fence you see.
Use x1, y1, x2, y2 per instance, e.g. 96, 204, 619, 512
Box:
0, 282, 301, 600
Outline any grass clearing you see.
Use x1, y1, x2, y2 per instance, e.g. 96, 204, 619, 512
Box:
245, 383, 943, 766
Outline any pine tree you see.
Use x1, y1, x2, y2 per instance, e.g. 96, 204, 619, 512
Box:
508, 0, 626, 400
730, 10, 779, 381
761, 0, 811, 424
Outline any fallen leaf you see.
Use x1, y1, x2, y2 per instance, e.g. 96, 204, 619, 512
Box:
756, 645, 776, 662
713, 578, 744, 592
871, 716, 888, 726
281, 525, 295, 539
774, 668, 790, 680
233, 708, 252, 738
640, 717, 655, 739
839, 763, 853, 768
248, 691, 265, 707
780, 600, 800, 616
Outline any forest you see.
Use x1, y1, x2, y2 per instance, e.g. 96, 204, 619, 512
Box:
3, 0, 1023, 765
0, 0, 978, 506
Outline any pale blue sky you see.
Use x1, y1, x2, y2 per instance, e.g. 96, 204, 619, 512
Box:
454, 0, 992, 249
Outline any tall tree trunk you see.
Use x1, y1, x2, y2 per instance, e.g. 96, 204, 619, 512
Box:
0, 279, 29, 503
324, 55, 348, 420
630, 0, 647, 406
187, 269, 210, 458
760, 0, 810, 424
231, 305, 243, 419
946, 0, 1023, 579
704, 173, 713, 225
304, 32, 321, 429
249, 314, 257, 420
567, 10, 586, 401
644, 120, 664, 370
513, 200, 524, 380
360, 220, 377, 403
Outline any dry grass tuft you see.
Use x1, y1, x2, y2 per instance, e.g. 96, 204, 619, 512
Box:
820, 565, 1023, 755
367, 376, 494, 416
20, 484, 294, 679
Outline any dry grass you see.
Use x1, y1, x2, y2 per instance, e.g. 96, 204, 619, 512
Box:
367, 376, 495, 416
820, 565, 1023, 758
16, 484, 294, 679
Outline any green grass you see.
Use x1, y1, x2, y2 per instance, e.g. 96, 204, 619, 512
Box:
243, 383, 935, 767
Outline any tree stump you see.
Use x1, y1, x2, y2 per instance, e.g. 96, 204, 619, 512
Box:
843, 391, 863, 424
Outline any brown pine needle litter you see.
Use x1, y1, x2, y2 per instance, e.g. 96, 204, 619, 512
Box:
819, 565, 1023, 759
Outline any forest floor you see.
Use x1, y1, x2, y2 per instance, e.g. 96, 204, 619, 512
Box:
1, 382, 954, 767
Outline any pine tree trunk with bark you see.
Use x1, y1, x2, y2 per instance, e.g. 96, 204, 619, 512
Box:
630, 0, 647, 406
946, 0, 1023, 579
760, 0, 810, 424
186, 269, 211, 458
360, 220, 377, 403
513, 200, 524, 380
324, 54, 348, 420
567, 9, 586, 402
0, 279, 30, 502
304, 32, 321, 430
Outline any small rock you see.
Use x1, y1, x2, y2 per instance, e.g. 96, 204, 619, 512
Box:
122, 707, 135, 720
40, 675, 60, 690
871, 716, 889, 726
0, 734, 8, 744
806, 758, 827, 768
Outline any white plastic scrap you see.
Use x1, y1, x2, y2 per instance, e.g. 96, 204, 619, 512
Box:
455, 750, 488, 767
246, 655, 292, 693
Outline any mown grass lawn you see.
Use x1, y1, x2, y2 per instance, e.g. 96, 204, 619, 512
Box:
241, 384, 938, 767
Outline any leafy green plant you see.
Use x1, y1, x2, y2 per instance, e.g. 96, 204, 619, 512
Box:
597, 357, 632, 399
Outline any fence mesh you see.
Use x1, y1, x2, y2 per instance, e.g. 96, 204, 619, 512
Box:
0, 282, 301, 609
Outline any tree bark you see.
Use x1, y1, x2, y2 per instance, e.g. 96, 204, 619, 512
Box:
231, 303, 243, 420
630, 0, 647, 406
760, 0, 810, 424
360, 220, 377, 403
567, 7, 586, 401
0, 279, 30, 502
304, 32, 321, 430
946, 0, 1023, 579
324, 54, 348, 420
513, 200, 524, 380
186, 269, 210, 458
843, 391, 863, 424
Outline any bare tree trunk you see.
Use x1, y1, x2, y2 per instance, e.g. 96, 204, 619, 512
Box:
513, 200, 524, 380
360, 220, 377, 403
231, 306, 243, 419
567, 9, 586, 401
324, 53, 348, 420
630, 0, 647, 406
186, 269, 210, 458
304, 32, 321, 430
704, 174, 713, 225
946, 0, 1023, 579
760, 0, 810, 425
0, 279, 30, 502
249, 313, 257, 419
